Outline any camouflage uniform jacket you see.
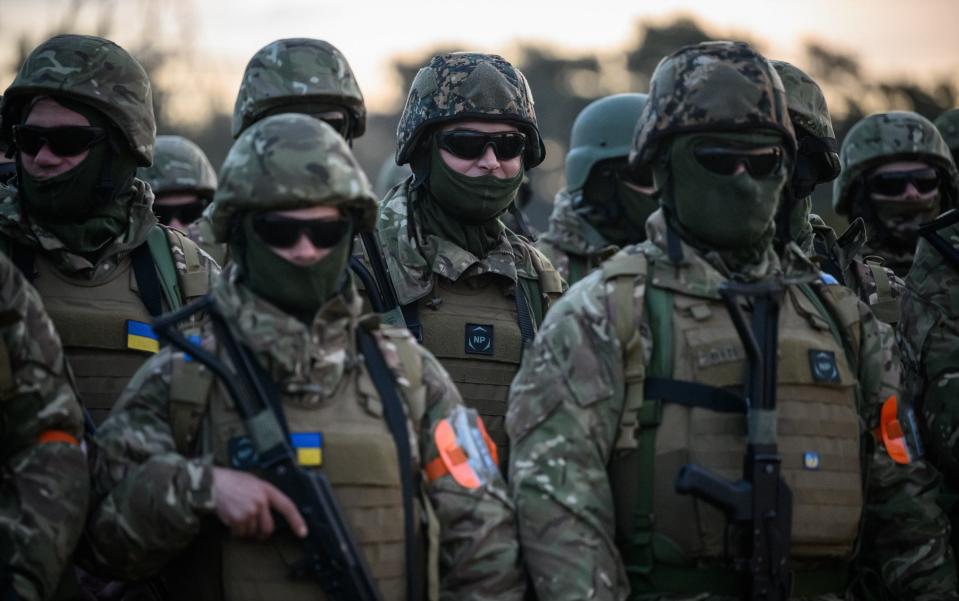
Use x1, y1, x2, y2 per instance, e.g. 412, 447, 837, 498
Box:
507, 209, 956, 601
899, 213, 959, 557
807, 214, 904, 325
85, 267, 527, 600
535, 189, 618, 287
0, 253, 88, 601
377, 180, 563, 319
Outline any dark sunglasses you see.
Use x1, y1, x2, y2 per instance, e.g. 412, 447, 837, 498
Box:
12, 125, 106, 157
437, 130, 526, 161
693, 145, 784, 178
868, 168, 940, 196
252, 213, 351, 249
155, 201, 206, 226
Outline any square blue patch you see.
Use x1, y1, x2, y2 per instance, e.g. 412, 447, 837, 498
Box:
809, 350, 840, 384
465, 323, 494, 355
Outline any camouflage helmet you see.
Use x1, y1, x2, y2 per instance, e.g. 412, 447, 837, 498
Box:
395, 52, 545, 168
833, 111, 959, 214
0, 34, 155, 166
211, 113, 377, 243
139, 135, 217, 200
565, 93, 648, 192
934, 108, 959, 158
232, 38, 366, 139
770, 59, 840, 182
629, 41, 795, 172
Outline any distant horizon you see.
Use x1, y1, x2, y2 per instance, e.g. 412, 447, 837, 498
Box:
3, 0, 958, 125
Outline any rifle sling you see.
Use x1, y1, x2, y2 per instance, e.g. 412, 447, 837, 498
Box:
356, 327, 420, 601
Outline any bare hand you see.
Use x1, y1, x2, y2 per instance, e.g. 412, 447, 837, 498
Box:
211, 467, 308, 540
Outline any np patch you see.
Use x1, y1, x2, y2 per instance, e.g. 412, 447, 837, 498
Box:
809, 350, 840, 383
465, 323, 493, 355
290, 432, 323, 467
126, 320, 159, 353
229, 435, 257, 470
803, 451, 821, 470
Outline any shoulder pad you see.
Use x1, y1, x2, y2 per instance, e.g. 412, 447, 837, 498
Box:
164, 226, 215, 299
602, 246, 649, 280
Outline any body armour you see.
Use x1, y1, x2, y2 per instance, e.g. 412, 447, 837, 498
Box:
377, 181, 564, 469
536, 189, 618, 287
0, 184, 215, 423
186, 210, 229, 266
601, 249, 863, 590
162, 289, 428, 601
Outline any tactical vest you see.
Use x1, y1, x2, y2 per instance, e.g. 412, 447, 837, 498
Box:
604, 252, 865, 597
8, 227, 209, 424
165, 326, 436, 601
404, 273, 527, 470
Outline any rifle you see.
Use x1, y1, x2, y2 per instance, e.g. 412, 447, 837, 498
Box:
919, 209, 959, 275
153, 297, 383, 601
674, 279, 793, 601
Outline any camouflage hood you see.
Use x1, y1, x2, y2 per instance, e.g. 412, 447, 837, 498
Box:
377, 181, 544, 305
0, 179, 156, 278
212, 262, 363, 389
538, 189, 616, 256
629, 41, 795, 172
232, 38, 366, 139
395, 52, 544, 167
1, 34, 155, 166
833, 111, 959, 215
211, 113, 377, 243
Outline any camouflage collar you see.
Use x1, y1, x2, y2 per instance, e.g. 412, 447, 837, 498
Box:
538, 189, 618, 257
378, 181, 539, 305
643, 209, 787, 299
0, 179, 156, 280
212, 265, 362, 399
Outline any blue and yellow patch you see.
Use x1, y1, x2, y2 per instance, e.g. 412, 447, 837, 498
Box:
126, 320, 159, 353
290, 432, 323, 467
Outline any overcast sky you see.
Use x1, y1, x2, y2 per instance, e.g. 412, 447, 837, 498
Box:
3, 0, 958, 122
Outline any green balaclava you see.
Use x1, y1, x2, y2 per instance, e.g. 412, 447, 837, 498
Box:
237, 214, 353, 323
578, 159, 658, 246
416, 139, 524, 257
18, 97, 139, 255
661, 131, 788, 271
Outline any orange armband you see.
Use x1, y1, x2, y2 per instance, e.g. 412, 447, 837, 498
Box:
37, 430, 80, 446
425, 408, 499, 489
873, 395, 911, 465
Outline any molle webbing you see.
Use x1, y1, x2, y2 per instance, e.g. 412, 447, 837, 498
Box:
408, 275, 525, 470
863, 260, 899, 324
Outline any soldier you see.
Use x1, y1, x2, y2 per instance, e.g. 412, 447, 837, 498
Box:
0, 35, 218, 424
507, 41, 957, 601
771, 60, 904, 325
186, 38, 367, 266
934, 107, 959, 162
537, 93, 655, 286
139, 135, 217, 231
0, 252, 88, 601
378, 52, 564, 469
85, 114, 526, 601
833, 111, 958, 276
899, 205, 959, 560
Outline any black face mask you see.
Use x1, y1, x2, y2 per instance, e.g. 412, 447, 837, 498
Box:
575, 158, 658, 246
17, 98, 139, 254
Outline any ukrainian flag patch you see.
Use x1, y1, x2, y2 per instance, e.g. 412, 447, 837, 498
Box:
290, 432, 323, 467
126, 320, 159, 353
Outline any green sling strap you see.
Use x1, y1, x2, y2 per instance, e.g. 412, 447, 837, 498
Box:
146, 226, 183, 312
